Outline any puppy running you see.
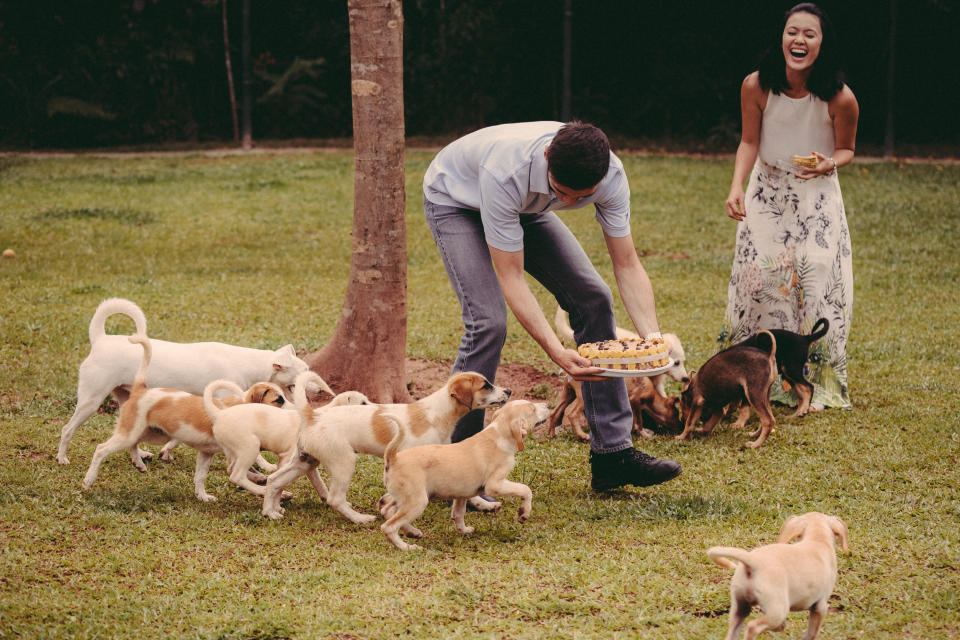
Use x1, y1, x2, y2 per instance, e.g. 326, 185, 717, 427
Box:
261, 372, 512, 524
58, 297, 309, 464
379, 399, 550, 551
677, 331, 777, 448
707, 512, 849, 640
81, 333, 287, 502
204, 371, 365, 500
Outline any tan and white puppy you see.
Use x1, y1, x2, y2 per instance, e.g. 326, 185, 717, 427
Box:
81, 334, 287, 502
378, 399, 550, 551
261, 372, 512, 524
204, 370, 361, 500
554, 306, 687, 396
707, 512, 850, 640
58, 297, 309, 465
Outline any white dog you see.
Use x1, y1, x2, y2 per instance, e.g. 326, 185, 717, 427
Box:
81, 334, 287, 501
554, 306, 687, 395
378, 399, 550, 551
707, 512, 850, 640
57, 297, 309, 464
261, 372, 512, 524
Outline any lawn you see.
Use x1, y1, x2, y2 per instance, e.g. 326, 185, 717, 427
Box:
0, 150, 958, 639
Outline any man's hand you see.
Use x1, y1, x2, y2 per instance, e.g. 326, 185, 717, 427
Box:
555, 347, 607, 382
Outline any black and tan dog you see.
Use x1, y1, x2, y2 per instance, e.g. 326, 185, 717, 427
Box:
677, 331, 777, 448
736, 318, 829, 418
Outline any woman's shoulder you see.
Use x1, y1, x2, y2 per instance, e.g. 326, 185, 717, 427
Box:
741, 71, 762, 92
741, 72, 767, 107
829, 84, 859, 116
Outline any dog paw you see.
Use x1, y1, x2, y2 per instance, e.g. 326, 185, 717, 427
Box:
197, 493, 217, 503
518, 508, 530, 523
160, 452, 174, 462
263, 508, 285, 520
137, 448, 153, 460
57, 455, 70, 465
457, 526, 476, 534
280, 490, 294, 500
403, 526, 424, 538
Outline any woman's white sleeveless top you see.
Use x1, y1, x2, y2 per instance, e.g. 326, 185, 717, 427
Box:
759, 91, 835, 164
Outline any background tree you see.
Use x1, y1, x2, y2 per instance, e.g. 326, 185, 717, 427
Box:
305, 0, 409, 403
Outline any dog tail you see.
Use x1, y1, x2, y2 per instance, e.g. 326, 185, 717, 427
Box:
809, 317, 829, 342
292, 370, 335, 426
203, 379, 245, 418
127, 333, 152, 392
89, 298, 147, 345
554, 306, 575, 344
382, 413, 406, 472
755, 329, 776, 361
707, 546, 757, 574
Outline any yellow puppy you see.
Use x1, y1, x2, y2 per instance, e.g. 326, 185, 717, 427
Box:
707, 512, 850, 640
378, 399, 550, 551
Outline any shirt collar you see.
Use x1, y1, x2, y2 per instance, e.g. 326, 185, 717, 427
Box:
530, 142, 550, 195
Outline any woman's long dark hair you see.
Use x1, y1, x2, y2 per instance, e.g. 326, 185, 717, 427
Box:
757, 3, 844, 101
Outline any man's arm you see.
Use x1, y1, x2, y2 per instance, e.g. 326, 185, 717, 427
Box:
488, 246, 605, 381
604, 232, 660, 337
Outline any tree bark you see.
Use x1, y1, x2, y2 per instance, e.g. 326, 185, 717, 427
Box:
306, 0, 409, 403
222, 0, 239, 143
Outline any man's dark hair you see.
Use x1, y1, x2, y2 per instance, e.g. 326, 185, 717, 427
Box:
757, 3, 844, 102
546, 121, 611, 190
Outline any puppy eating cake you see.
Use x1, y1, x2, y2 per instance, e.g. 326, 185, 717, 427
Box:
578, 337, 671, 375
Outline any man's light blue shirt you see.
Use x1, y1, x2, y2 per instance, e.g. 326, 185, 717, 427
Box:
423, 121, 631, 251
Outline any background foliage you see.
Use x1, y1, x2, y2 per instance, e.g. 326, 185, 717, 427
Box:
1, 0, 958, 152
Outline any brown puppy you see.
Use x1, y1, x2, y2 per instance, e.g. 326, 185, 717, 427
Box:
261, 372, 512, 524
544, 376, 681, 440
378, 399, 550, 551
81, 334, 286, 502
707, 512, 849, 640
677, 331, 777, 448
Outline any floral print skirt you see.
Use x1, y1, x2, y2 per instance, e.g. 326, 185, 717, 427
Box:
717, 160, 853, 409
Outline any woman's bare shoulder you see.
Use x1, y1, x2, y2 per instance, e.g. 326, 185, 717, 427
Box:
830, 84, 859, 116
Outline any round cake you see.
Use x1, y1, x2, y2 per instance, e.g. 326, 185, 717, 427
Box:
577, 337, 670, 371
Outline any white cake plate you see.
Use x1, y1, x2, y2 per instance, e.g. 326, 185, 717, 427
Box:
595, 358, 674, 378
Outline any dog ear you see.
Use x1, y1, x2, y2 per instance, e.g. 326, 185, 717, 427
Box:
828, 515, 850, 552
511, 417, 528, 451
777, 515, 809, 544
449, 374, 476, 408
682, 371, 696, 392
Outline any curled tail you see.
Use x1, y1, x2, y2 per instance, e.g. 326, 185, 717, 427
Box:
203, 379, 245, 418
89, 298, 147, 345
809, 317, 829, 342
756, 329, 777, 361
381, 413, 405, 472
293, 370, 335, 426
128, 333, 152, 393
706, 546, 756, 573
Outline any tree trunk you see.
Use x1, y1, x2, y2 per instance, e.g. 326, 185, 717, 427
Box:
222, 0, 240, 143
305, 0, 409, 403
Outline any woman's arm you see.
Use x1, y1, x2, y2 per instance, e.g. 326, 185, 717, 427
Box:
800, 85, 860, 178
726, 72, 764, 221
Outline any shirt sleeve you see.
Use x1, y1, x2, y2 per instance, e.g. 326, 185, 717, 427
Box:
478, 167, 525, 252
593, 169, 631, 237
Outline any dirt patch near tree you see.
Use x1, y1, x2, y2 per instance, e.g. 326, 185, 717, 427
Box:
405, 358, 563, 403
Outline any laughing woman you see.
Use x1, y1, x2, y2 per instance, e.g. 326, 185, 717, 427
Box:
719, 3, 858, 410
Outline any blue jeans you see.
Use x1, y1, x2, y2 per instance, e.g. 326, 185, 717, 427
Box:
424, 197, 634, 454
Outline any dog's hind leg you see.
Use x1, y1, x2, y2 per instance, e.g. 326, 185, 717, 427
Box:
724, 601, 751, 640
262, 457, 313, 519
82, 433, 141, 489
381, 497, 428, 551
791, 379, 814, 418
193, 451, 217, 502
450, 498, 474, 534
58, 383, 114, 465
225, 437, 270, 497
324, 451, 376, 524
801, 599, 828, 640
730, 403, 753, 430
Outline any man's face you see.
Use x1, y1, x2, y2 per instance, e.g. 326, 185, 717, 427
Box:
548, 173, 598, 207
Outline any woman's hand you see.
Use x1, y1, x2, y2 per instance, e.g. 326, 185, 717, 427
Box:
726, 186, 746, 221
796, 151, 837, 180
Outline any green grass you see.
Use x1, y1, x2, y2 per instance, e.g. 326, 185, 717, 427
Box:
1, 151, 958, 639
